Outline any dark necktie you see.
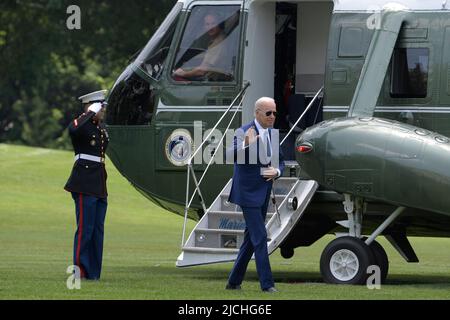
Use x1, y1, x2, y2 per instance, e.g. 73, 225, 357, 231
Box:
266, 132, 272, 157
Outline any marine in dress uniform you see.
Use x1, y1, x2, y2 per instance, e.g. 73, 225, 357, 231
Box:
64, 90, 109, 280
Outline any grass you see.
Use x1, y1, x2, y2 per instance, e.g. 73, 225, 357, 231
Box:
1, 143, 450, 300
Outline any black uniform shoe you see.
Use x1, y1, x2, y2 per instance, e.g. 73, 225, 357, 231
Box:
262, 287, 278, 293
225, 283, 241, 290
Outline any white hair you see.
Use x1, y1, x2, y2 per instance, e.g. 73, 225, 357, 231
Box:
254, 97, 275, 114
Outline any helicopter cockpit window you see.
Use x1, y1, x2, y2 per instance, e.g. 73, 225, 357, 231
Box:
172, 5, 241, 82
390, 48, 429, 98
134, 2, 182, 80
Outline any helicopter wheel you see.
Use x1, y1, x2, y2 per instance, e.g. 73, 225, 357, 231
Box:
367, 239, 389, 284
320, 236, 375, 285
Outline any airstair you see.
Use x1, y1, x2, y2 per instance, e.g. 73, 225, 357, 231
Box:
177, 175, 318, 267
176, 84, 323, 267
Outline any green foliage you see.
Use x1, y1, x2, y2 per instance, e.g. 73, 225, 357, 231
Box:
0, 0, 176, 149
13, 91, 62, 147
0, 30, 6, 46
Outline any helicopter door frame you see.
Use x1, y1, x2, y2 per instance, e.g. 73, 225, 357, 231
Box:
241, 1, 276, 124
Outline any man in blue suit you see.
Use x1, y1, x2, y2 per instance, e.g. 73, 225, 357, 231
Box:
226, 97, 285, 293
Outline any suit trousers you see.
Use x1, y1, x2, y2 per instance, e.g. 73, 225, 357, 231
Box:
72, 192, 107, 280
227, 191, 274, 290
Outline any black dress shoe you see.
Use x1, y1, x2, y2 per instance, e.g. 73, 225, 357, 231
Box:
262, 287, 278, 293
225, 283, 241, 290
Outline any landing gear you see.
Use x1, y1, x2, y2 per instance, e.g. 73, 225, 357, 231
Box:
320, 196, 404, 285
320, 236, 375, 284
319, 196, 375, 284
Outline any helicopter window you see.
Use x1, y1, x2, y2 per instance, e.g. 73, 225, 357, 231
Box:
135, 2, 182, 80
390, 48, 429, 98
171, 5, 241, 82
106, 69, 157, 126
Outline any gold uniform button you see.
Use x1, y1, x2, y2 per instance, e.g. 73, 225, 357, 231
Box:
85, 165, 89, 169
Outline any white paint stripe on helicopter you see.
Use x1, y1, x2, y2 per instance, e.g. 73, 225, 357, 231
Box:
337, 10, 450, 14
157, 102, 242, 114
330, 0, 448, 11
238, 0, 449, 11
157, 108, 242, 113
180, 0, 449, 11
324, 106, 450, 113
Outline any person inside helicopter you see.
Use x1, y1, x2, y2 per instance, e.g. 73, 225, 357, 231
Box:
172, 8, 240, 82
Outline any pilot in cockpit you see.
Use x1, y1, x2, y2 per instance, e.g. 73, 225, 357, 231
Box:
172, 12, 235, 81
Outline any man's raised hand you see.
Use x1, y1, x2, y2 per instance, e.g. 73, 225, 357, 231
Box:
244, 126, 259, 146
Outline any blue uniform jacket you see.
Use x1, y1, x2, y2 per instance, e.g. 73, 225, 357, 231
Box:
64, 111, 109, 198
228, 121, 285, 207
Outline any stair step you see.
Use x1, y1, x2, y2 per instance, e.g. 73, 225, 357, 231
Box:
208, 214, 245, 230
196, 228, 244, 234
208, 210, 243, 215
218, 194, 287, 212
221, 193, 287, 198
284, 160, 300, 167
207, 210, 273, 230
182, 246, 239, 254
208, 210, 274, 217
194, 228, 244, 249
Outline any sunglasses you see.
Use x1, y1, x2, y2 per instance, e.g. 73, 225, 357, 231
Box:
264, 111, 277, 117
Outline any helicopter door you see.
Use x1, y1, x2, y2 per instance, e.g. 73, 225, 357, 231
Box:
273, 1, 333, 160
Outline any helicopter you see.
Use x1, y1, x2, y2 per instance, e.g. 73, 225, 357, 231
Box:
105, 0, 450, 284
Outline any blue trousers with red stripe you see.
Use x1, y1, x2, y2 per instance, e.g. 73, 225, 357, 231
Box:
72, 192, 107, 280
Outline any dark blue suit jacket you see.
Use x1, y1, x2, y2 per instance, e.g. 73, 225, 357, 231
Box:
228, 121, 285, 207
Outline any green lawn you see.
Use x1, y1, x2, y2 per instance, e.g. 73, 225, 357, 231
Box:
1, 143, 450, 299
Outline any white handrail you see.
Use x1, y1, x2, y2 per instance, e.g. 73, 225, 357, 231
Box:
280, 86, 324, 146
186, 89, 247, 210
181, 82, 251, 247
187, 81, 251, 165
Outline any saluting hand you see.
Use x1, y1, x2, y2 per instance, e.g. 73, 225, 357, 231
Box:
88, 103, 103, 114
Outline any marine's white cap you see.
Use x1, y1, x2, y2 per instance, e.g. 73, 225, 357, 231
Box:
78, 90, 108, 104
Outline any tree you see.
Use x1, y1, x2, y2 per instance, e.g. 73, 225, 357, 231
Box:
0, 0, 176, 148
